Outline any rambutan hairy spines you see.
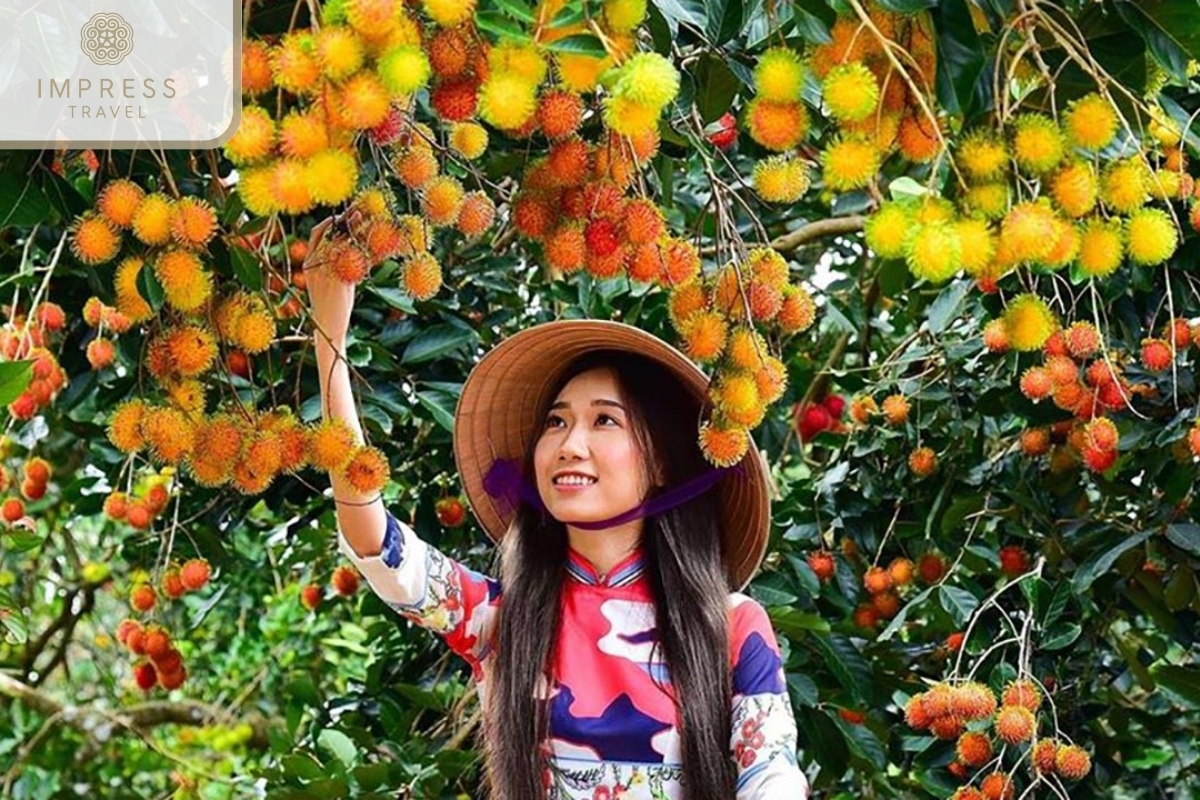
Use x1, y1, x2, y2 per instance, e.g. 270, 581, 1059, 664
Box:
70, 213, 122, 265
537, 89, 585, 140
753, 47, 805, 103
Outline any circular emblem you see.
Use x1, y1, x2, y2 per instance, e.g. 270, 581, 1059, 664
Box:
80, 12, 134, 66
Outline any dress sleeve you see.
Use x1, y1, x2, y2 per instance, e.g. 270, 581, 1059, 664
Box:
728, 595, 810, 799
337, 508, 502, 679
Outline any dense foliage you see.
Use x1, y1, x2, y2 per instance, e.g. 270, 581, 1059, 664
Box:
2, 0, 1200, 798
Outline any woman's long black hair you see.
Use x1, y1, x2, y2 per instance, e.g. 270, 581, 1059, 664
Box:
480, 349, 738, 800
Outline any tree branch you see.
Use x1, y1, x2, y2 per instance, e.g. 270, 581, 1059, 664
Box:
770, 216, 866, 254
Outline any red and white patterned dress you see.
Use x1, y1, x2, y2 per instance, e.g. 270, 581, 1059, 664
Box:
339, 510, 810, 799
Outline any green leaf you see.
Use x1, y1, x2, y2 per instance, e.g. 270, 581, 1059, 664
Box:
415, 390, 457, 433
401, 325, 476, 364
939, 585, 979, 626
769, 607, 830, 639
475, 10, 532, 40
1123, 0, 1200, 78
835, 715, 887, 769
811, 633, 872, 701
1150, 664, 1200, 709
0, 170, 54, 228
230, 247, 264, 292
494, 0, 537, 23
1041, 622, 1081, 651
932, 0, 990, 117
316, 729, 357, 769
4, 530, 43, 553
1073, 529, 1154, 592
692, 54, 741, 124
137, 259, 166, 313
792, 0, 835, 44
543, 35, 608, 57
652, 0, 706, 32
927, 280, 970, 334
706, 0, 743, 45
878, 586, 933, 641
0, 588, 26, 645
280, 754, 325, 781
1167, 523, 1200, 556
875, 0, 936, 11
0, 360, 33, 406
787, 672, 819, 707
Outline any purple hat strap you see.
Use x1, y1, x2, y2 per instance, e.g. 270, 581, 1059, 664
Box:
481, 457, 745, 530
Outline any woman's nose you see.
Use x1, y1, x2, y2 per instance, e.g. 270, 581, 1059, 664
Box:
557, 421, 589, 459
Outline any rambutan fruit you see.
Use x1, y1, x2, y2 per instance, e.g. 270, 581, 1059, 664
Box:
1141, 337, 1173, 371
1065, 321, 1102, 359
392, 147, 440, 190
307, 419, 358, 472
342, 445, 390, 493
241, 40, 274, 95
904, 693, 932, 730
87, 337, 116, 370
327, 239, 371, 283
584, 218, 620, 258
1082, 443, 1116, 472
449, 122, 488, 160
961, 182, 1010, 220
1164, 317, 1191, 350
1086, 417, 1118, 451
618, 199, 664, 247
130, 583, 157, 612
430, 77, 479, 122
979, 772, 1014, 800
999, 201, 1058, 264
753, 47, 805, 103
1003, 294, 1057, 352
316, 27, 365, 80
667, 281, 708, 329
272, 32, 321, 95
1075, 218, 1124, 278
1032, 738, 1059, 773
958, 129, 1008, 182
610, 52, 678, 111
1125, 207, 1177, 266
602, 96, 660, 138
956, 731, 993, 767
1064, 93, 1118, 151
1012, 113, 1065, 175
713, 373, 765, 428
338, 72, 392, 129
1049, 161, 1098, 218
378, 45, 431, 96
821, 61, 878, 122
994, 704, 1036, 744
725, 327, 769, 372
752, 155, 810, 203
864, 202, 912, 260
141, 406, 195, 463
1149, 168, 1183, 201
849, 396, 877, 425
423, 0, 478, 29
1056, 743, 1092, 780
745, 99, 808, 152
905, 222, 962, 283
755, 356, 787, 404
546, 137, 592, 188
821, 135, 880, 191
234, 307, 276, 354
544, 225, 586, 273
656, 238, 700, 286
130, 192, 175, 247
909, 446, 937, 477
1041, 216, 1081, 269
403, 252, 443, 300
478, 73, 538, 130
698, 419, 750, 467
70, 213, 121, 265
1101, 158, 1149, 213
224, 106, 276, 165
1022, 427, 1051, 456
537, 89, 584, 140
169, 197, 218, 250
164, 325, 218, 377
305, 149, 359, 206
1044, 354, 1077, 387
929, 715, 964, 741
154, 250, 213, 313
680, 311, 727, 363
96, 179, 145, 228
108, 400, 146, 453
512, 193, 555, 241
1001, 679, 1042, 712
881, 393, 909, 425
421, 175, 465, 227
427, 26, 473, 78
982, 319, 1008, 353
898, 113, 942, 163
279, 110, 330, 159
456, 191, 495, 238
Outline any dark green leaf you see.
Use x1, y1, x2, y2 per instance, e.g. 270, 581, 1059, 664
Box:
0, 360, 33, 407
706, 0, 743, 45
1150, 664, 1200, 709
692, 54, 741, 124
401, 325, 476, 364
415, 390, 457, 433
835, 715, 887, 769
811, 633, 872, 701
230, 247, 264, 292
1073, 529, 1154, 592
0, 169, 54, 228
137, 259, 166, 312
927, 280, 970, 334
1124, 0, 1200, 77
939, 585, 979, 626
792, 0, 835, 43
494, 0, 536, 23
933, 0, 990, 118
543, 35, 608, 57
875, 0, 936, 11
787, 672, 819, 707
474, 11, 531, 40
1041, 622, 1081, 651
316, 729, 357, 769
1167, 523, 1200, 556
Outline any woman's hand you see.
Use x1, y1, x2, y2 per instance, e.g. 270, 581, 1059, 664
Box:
304, 215, 355, 348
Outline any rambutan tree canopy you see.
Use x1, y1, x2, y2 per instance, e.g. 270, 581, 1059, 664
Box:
2, 0, 1200, 797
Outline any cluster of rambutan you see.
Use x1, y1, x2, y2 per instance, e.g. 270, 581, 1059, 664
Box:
0, 456, 52, 520
298, 564, 363, 613
102, 472, 174, 530
118, 559, 209, 692
654, 248, 815, 466
853, 557, 914, 629
793, 394, 847, 442
1, 303, 70, 421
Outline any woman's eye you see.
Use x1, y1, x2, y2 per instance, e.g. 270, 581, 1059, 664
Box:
544, 414, 564, 427
597, 414, 618, 426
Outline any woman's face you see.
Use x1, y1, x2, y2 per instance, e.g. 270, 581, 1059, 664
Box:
533, 366, 654, 527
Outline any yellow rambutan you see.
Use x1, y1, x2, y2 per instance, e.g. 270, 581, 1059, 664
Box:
421, 175, 465, 227
316, 26, 365, 80
1064, 93, 1118, 151
234, 308, 275, 354
1075, 218, 1124, 278
726, 327, 768, 372
747, 247, 789, 290
679, 311, 727, 362
108, 399, 146, 453
961, 182, 1010, 220
745, 99, 808, 152
822, 62, 879, 123
1003, 293, 1058, 351
478, 72, 538, 130
612, 52, 679, 110
164, 378, 207, 416
912, 197, 956, 226
897, 113, 942, 163
114, 257, 154, 323
279, 110, 330, 159
305, 149, 359, 206
754, 47, 805, 103
958, 129, 1008, 182
602, 96, 660, 137
131, 193, 175, 246
269, 158, 314, 215
272, 32, 321, 96
666, 281, 708, 330
423, 0, 477, 28
821, 135, 879, 191
713, 373, 765, 428
339, 73, 392, 129
1012, 113, 1065, 175
169, 197, 217, 249
698, 420, 749, 468
1126, 207, 1178, 266
755, 356, 787, 404
236, 166, 279, 217
403, 252, 443, 300
449, 122, 488, 160
456, 191, 496, 238
999, 201, 1058, 264
224, 106, 276, 166
955, 218, 996, 276
489, 41, 548, 87
1049, 161, 1098, 218
140, 406, 196, 464
308, 419, 359, 472
164, 325, 218, 378
537, 89, 584, 140
1042, 217, 1081, 269
777, 284, 816, 334
865, 202, 912, 259
752, 155, 811, 203
70, 213, 121, 265
241, 40, 275, 96
1149, 168, 1182, 202
906, 222, 962, 283
1101, 158, 1149, 213
342, 445, 390, 493
554, 50, 613, 94
213, 293, 257, 343
96, 179, 145, 228
154, 250, 213, 313
603, 0, 647, 32
378, 45, 431, 97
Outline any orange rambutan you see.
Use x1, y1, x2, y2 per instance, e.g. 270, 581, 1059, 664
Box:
956, 731, 993, 767
392, 146, 440, 190
241, 40, 274, 95
698, 420, 750, 467
537, 89, 584, 140
546, 137, 592, 187
224, 106, 276, 166
1065, 321, 1102, 359
327, 239, 371, 283
108, 400, 146, 453
456, 191, 496, 238
272, 32, 321, 95
427, 26, 473, 78
154, 249, 213, 313
403, 252, 443, 300
140, 406, 196, 463
745, 99, 807, 152
909, 446, 937, 477
881, 393, 909, 425
1086, 417, 1118, 451
96, 179, 145, 228
512, 193, 555, 241
279, 110, 330, 159
821, 135, 879, 191
994, 704, 1036, 744
1049, 161, 1098, 218
1064, 93, 1118, 151
1021, 427, 1051, 456
1075, 218, 1124, 278
70, 214, 121, 265
713, 373, 764, 428
1056, 743, 1092, 780
169, 197, 217, 249
131, 192, 175, 246
1011, 113, 1065, 175
449, 121, 488, 160
982, 319, 1008, 353
342, 445, 390, 493
667, 281, 708, 329
897, 113, 942, 163
307, 419, 358, 472
233, 307, 276, 354
544, 225, 586, 274
1001, 679, 1042, 712
164, 325, 218, 377
1032, 739, 1059, 774
421, 175, 465, 227
999, 201, 1058, 265
1141, 337, 1173, 372
430, 76, 479, 122
620, 199, 665, 246
725, 327, 768, 372
338, 73, 392, 130
316, 26, 365, 81
979, 772, 1014, 800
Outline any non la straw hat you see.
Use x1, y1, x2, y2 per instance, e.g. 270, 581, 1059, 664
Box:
452, 319, 771, 590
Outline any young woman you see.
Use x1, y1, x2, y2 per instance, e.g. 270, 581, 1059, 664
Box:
308, 227, 809, 800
